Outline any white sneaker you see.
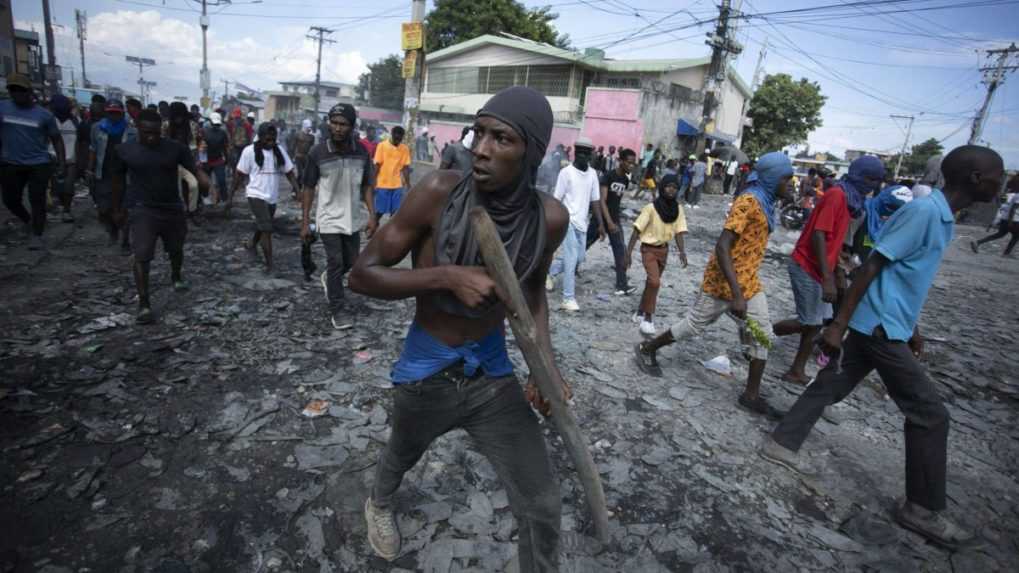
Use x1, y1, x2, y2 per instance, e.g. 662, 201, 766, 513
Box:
614, 285, 637, 296
545, 275, 554, 291
364, 498, 401, 561
560, 299, 580, 312
693, 205, 701, 209
320, 271, 329, 301
639, 320, 656, 336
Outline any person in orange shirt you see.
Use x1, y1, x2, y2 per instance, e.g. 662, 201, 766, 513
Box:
373, 126, 411, 224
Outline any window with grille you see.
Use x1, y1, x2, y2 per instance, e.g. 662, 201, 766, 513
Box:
427, 67, 482, 94
527, 65, 572, 97
428, 64, 574, 97
670, 83, 693, 100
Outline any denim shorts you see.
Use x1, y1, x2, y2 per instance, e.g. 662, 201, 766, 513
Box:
788, 259, 832, 326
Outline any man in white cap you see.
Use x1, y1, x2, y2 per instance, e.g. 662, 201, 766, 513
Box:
548, 136, 604, 311
201, 112, 229, 205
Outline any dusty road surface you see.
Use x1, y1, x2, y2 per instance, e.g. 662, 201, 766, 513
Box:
2, 173, 1017, 573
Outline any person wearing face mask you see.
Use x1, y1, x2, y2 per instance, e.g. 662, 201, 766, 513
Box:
546, 137, 605, 312
635, 152, 796, 419
88, 99, 137, 253
48, 94, 78, 223
348, 86, 571, 570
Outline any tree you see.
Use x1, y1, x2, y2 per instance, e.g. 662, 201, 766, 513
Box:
425, 0, 569, 53
903, 137, 943, 176
742, 73, 826, 158
356, 55, 405, 110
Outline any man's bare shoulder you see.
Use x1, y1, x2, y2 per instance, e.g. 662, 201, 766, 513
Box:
399, 170, 461, 222
540, 192, 569, 248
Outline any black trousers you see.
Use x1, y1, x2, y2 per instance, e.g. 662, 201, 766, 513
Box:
976, 221, 1019, 255
772, 328, 950, 511
586, 221, 629, 290
372, 372, 560, 572
1, 163, 52, 236
320, 232, 360, 313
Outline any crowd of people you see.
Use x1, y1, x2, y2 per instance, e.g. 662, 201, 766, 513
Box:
3, 73, 1017, 570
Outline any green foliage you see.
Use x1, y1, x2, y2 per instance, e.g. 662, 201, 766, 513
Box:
905, 138, 943, 175
885, 138, 944, 177
356, 55, 405, 110
743, 73, 826, 158
425, 0, 569, 52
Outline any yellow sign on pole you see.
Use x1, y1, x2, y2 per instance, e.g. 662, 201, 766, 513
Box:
402, 52, 417, 79
401, 22, 424, 51
200, 96, 211, 109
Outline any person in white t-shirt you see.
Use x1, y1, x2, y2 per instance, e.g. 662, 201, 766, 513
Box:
548, 136, 604, 311
231, 122, 298, 274
971, 179, 1019, 256
48, 94, 78, 222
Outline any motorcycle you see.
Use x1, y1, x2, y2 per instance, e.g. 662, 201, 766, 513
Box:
779, 199, 809, 231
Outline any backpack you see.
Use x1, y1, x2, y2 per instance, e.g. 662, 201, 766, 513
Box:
230, 119, 251, 147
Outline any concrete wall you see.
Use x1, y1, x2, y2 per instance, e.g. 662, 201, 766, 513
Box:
639, 90, 702, 155
713, 78, 746, 142
424, 119, 581, 159
579, 87, 643, 153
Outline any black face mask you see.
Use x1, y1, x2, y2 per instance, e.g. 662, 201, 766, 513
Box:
433, 86, 553, 318
574, 149, 592, 171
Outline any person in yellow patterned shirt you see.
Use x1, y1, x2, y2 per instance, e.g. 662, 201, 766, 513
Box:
634, 151, 794, 419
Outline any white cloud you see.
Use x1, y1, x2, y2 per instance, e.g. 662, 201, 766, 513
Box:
24, 10, 369, 101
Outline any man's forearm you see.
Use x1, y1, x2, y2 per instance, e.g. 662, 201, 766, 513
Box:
301, 186, 314, 225
348, 264, 451, 300
52, 137, 66, 167
811, 230, 831, 279
362, 185, 375, 219
675, 233, 686, 253
590, 202, 603, 229
625, 228, 640, 258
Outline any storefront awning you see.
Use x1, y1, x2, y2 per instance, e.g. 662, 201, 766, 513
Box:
676, 118, 700, 137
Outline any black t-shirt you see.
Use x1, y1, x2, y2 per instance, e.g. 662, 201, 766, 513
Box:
203, 126, 228, 162
116, 139, 195, 210
600, 169, 632, 226
100, 131, 124, 180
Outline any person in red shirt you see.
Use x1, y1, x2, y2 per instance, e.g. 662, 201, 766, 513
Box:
773, 171, 861, 384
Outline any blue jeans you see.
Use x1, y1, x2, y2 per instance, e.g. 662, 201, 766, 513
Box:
205, 164, 227, 203
549, 226, 586, 300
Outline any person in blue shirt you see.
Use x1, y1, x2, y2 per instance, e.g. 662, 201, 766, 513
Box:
760, 145, 1004, 551
0, 73, 66, 250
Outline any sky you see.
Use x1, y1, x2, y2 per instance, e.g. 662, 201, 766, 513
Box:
13, 0, 1019, 168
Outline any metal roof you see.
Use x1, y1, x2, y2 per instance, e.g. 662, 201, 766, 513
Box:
426, 34, 751, 98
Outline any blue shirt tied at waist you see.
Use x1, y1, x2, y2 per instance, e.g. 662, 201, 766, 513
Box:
390, 321, 515, 385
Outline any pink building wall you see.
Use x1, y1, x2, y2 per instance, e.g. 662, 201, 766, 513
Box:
580, 88, 644, 153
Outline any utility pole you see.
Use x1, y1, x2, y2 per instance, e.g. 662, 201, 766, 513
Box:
402, 0, 427, 158
891, 114, 915, 180
126, 56, 156, 105
75, 10, 88, 88
698, 0, 742, 153
736, 36, 767, 147
41, 0, 59, 95
222, 79, 232, 104
200, 0, 212, 112
307, 26, 335, 125
969, 42, 1018, 145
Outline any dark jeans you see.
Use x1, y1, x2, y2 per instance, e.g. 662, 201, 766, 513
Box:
1, 163, 52, 236
320, 232, 360, 313
686, 183, 703, 205
772, 328, 950, 511
976, 220, 1019, 255
372, 372, 560, 572
204, 164, 227, 203
585, 223, 629, 290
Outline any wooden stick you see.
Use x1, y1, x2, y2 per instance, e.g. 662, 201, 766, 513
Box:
469, 207, 610, 542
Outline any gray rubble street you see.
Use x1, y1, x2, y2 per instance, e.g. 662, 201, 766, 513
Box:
1, 170, 1017, 572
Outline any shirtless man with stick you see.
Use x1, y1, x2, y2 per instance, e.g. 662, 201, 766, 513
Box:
349, 86, 572, 570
